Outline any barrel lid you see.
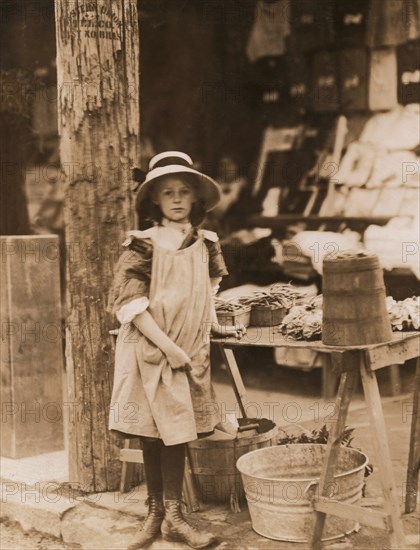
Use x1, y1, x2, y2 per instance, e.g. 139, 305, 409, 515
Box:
323, 249, 380, 272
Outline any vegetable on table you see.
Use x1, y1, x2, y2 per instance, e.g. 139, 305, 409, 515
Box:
237, 283, 309, 310
279, 295, 323, 341
386, 296, 419, 331
214, 297, 249, 313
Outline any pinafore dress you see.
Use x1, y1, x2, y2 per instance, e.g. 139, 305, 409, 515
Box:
109, 231, 220, 445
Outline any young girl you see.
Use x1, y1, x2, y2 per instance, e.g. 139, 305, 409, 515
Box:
108, 152, 246, 549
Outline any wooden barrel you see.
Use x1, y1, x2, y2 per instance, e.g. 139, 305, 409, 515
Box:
322, 250, 393, 346
187, 419, 278, 506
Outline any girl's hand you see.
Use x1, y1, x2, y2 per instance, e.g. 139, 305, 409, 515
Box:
211, 322, 247, 339
164, 343, 192, 372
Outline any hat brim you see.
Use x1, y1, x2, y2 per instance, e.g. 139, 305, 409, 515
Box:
135, 165, 221, 212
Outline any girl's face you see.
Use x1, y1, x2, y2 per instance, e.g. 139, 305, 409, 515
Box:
153, 176, 196, 223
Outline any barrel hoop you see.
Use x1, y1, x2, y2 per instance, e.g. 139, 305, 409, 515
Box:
188, 429, 277, 450
323, 287, 385, 297
192, 468, 237, 475
323, 266, 379, 274
323, 315, 390, 324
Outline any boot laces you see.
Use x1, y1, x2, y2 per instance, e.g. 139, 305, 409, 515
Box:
145, 494, 163, 510
170, 500, 199, 532
142, 494, 164, 529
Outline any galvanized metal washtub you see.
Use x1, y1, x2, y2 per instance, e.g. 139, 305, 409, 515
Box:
236, 444, 368, 542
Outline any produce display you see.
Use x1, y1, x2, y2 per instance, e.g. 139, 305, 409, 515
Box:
216, 284, 419, 339
386, 296, 420, 331
215, 285, 315, 328
279, 294, 419, 341
214, 298, 247, 313
238, 284, 309, 310
214, 298, 251, 327
279, 295, 323, 341
238, 291, 288, 310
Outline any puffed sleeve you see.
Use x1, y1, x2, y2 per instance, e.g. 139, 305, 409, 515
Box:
201, 230, 229, 278
107, 236, 153, 323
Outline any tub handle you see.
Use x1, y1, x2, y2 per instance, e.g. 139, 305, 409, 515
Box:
303, 480, 318, 495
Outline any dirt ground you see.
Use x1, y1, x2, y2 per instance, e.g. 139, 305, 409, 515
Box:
1, 519, 69, 550
1, 350, 418, 550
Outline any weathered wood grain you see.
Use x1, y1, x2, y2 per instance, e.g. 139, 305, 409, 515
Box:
55, 0, 140, 492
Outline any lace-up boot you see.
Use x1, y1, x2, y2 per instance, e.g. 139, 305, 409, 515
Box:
127, 493, 164, 549
161, 499, 216, 548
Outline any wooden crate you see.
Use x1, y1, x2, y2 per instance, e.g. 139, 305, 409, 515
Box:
250, 306, 286, 327
217, 306, 251, 328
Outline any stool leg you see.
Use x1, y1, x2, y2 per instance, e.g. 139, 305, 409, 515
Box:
119, 439, 143, 493
389, 364, 402, 396
360, 357, 406, 548
217, 344, 248, 418
405, 357, 420, 513
120, 439, 132, 493
322, 354, 338, 400
311, 367, 358, 549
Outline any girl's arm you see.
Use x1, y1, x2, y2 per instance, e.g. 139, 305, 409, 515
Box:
209, 280, 246, 339
204, 237, 245, 339
111, 239, 190, 371
210, 302, 246, 339
132, 311, 192, 371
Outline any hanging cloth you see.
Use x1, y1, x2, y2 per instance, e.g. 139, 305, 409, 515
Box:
339, 48, 369, 111
369, 47, 398, 111
335, 0, 369, 48
246, 0, 290, 62
397, 39, 420, 105
311, 51, 340, 113
286, 52, 310, 110
366, 0, 420, 48
290, 0, 334, 52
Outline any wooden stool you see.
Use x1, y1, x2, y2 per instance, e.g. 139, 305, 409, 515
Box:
211, 329, 419, 546
311, 336, 420, 549
119, 438, 200, 513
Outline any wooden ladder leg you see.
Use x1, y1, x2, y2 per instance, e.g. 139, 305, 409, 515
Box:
217, 344, 248, 418
119, 438, 144, 493
405, 357, 420, 513
360, 357, 406, 548
389, 364, 402, 396
119, 439, 132, 493
311, 367, 359, 549
322, 354, 338, 400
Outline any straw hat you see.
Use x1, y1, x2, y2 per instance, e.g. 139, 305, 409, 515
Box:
135, 151, 221, 212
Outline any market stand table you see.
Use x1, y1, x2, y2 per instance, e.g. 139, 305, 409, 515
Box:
212, 329, 420, 549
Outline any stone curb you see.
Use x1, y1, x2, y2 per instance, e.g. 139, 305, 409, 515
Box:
0, 481, 247, 549
0, 481, 145, 549
1, 482, 76, 539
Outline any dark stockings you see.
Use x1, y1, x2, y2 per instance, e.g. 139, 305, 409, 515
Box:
141, 437, 163, 495
140, 437, 185, 500
161, 442, 185, 500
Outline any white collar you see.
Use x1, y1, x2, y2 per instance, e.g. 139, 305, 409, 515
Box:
161, 218, 192, 234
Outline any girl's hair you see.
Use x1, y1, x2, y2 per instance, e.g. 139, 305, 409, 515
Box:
136, 174, 207, 229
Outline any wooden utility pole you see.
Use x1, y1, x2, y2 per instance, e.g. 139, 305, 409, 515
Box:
55, 0, 139, 491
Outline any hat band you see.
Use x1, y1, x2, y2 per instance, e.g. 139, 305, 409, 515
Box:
153, 156, 192, 169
